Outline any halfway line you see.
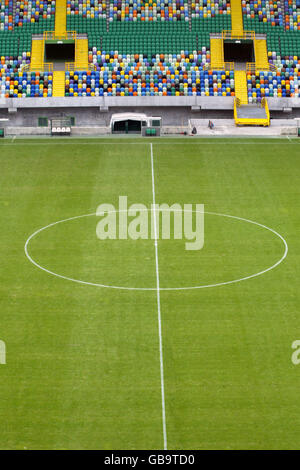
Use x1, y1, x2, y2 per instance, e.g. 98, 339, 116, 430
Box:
150, 142, 168, 450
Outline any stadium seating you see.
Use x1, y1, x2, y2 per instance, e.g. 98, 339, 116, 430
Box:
0, 0, 299, 102
242, 0, 283, 27
66, 53, 235, 97
0, 1, 56, 98
14, 1, 55, 29
242, 0, 300, 31
108, 0, 189, 23
247, 61, 300, 101
67, 0, 106, 18
284, 0, 300, 31
0, 0, 14, 31
0, 70, 53, 97
0, 28, 31, 75
0, 1, 56, 68
241, 0, 300, 102
191, 0, 231, 38
191, 0, 231, 19
67, 0, 106, 36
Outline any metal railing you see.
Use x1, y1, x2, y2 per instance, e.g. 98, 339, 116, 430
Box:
222, 30, 256, 40
236, 93, 248, 104
65, 62, 95, 72
43, 30, 77, 41
246, 62, 277, 73
234, 97, 270, 126
261, 97, 270, 125
205, 61, 235, 71
21, 62, 53, 73
234, 98, 239, 124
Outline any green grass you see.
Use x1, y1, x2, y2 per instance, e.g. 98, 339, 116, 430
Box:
0, 137, 300, 449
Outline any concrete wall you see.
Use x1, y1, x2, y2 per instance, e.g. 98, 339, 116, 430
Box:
0, 106, 233, 130
0, 96, 235, 110
1, 95, 300, 111
0, 95, 299, 136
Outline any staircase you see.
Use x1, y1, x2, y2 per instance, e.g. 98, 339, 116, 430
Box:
228, 0, 271, 126
234, 70, 248, 104
254, 38, 269, 68
210, 37, 224, 68
234, 99, 270, 126
53, 71, 65, 97
31, 38, 44, 69
234, 67, 270, 126
75, 38, 88, 69
231, 0, 244, 35
55, 0, 67, 36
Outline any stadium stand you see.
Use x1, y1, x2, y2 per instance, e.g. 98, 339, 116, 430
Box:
241, 0, 300, 103
0, 0, 299, 131
65, 57, 235, 97
0, 0, 55, 98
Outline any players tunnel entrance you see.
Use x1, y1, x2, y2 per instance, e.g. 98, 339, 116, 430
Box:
45, 41, 75, 62
112, 120, 142, 134
224, 40, 254, 63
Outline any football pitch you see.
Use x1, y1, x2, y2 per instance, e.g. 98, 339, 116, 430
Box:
0, 136, 300, 450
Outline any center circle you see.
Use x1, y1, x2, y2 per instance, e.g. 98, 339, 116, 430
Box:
24, 210, 288, 291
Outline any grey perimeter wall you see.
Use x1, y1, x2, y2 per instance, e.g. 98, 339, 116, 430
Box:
0, 96, 299, 135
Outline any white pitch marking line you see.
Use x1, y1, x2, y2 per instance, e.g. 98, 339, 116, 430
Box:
1, 141, 300, 147
24, 209, 288, 291
150, 142, 168, 451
